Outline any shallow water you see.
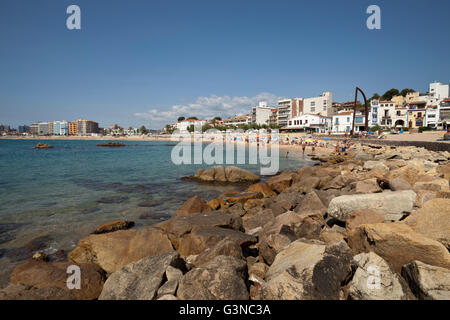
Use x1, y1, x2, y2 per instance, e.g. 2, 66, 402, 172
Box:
0, 139, 314, 286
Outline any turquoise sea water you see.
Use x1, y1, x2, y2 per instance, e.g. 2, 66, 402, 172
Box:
0, 139, 314, 285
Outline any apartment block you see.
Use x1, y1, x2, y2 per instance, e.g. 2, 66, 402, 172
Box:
53, 120, 69, 135
251, 102, 272, 125
303, 92, 333, 117
277, 98, 303, 127
69, 121, 79, 135
77, 120, 99, 135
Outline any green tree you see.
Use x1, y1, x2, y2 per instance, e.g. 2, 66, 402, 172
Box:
369, 93, 380, 101
139, 125, 147, 134
381, 88, 400, 101
177, 116, 185, 122
400, 88, 415, 97
187, 116, 198, 120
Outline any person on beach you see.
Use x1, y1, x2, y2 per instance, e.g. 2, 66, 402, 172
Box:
286, 151, 289, 158
301, 141, 306, 157
311, 142, 316, 154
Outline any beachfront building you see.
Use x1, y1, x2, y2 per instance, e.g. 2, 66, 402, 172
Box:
222, 115, 251, 127
378, 101, 396, 128
405, 91, 420, 104
303, 92, 333, 117
76, 119, 99, 136
30, 123, 39, 135
53, 120, 69, 135
285, 114, 332, 133
277, 98, 303, 127
269, 108, 278, 126
391, 106, 408, 128
425, 106, 439, 128
438, 99, 450, 129
18, 125, 30, 133
332, 111, 354, 133
68, 121, 78, 135
175, 119, 207, 131
251, 102, 272, 125
369, 100, 379, 126
36, 122, 50, 135
407, 101, 427, 129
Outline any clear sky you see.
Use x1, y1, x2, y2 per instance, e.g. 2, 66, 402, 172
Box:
1, 0, 449, 129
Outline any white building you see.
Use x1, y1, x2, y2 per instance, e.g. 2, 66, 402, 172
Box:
332, 112, 353, 133
286, 114, 332, 133
429, 81, 450, 100
251, 102, 272, 125
303, 92, 333, 117
53, 120, 69, 135
175, 119, 207, 131
369, 100, 379, 126
277, 98, 303, 127
378, 101, 396, 128
438, 99, 450, 129
425, 106, 439, 128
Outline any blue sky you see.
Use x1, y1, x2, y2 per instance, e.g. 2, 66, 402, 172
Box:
1, 0, 449, 129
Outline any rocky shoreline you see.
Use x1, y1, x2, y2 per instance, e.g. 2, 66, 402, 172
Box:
1, 143, 450, 300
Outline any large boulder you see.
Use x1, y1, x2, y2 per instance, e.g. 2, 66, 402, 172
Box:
389, 177, 412, 191
99, 252, 184, 300
177, 256, 249, 300
403, 198, 450, 249
10, 260, 105, 300
160, 211, 243, 248
347, 222, 450, 273
262, 240, 352, 300
413, 178, 449, 192
247, 183, 276, 197
345, 209, 385, 234
176, 226, 256, 257
68, 227, 174, 274
0, 284, 75, 300
92, 220, 134, 234
192, 238, 244, 267
258, 211, 324, 265
348, 252, 414, 300
189, 166, 260, 183
328, 190, 416, 222
225, 166, 260, 183
174, 196, 212, 217
363, 161, 388, 171
401, 260, 450, 300
294, 191, 327, 215
354, 178, 382, 194
266, 172, 298, 193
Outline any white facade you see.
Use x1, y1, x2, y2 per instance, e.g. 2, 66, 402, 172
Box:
277, 98, 303, 127
303, 92, 333, 117
176, 119, 207, 131
286, 114, 332, 133
429, 81, 450, 100
252, 102, 272, 125
425, 106, 439, 128
332, 112, 354, 133
378, 101, 396, 127
369, 100, 379, 126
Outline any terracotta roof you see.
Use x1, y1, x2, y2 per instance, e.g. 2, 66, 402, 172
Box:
335, 111, 353, 116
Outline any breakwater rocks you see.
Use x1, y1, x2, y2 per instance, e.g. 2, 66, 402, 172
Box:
2, 143, 450, 300
96, 142, 126, 147
181, 166, 260, 184
34, 142, 53, 149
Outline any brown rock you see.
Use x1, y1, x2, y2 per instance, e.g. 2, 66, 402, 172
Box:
92, 220, 134, 234
403, 198, 450, 249
174, 196, 212, 217
355, 178, 382, 193
176, 226, 256, 257
266, 172, 297, 193
68, 227, 174, 273
347, 222, 450, 273
295, 190, 327, 215
10, 260, 105, 300
192, 238, 244, 266
247, 183, 276, 197
345, 209, 385, 234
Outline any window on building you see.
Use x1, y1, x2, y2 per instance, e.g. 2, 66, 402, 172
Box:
311, 101, 315, 106
311, 107, 315, 112
347, 117, 350, 122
